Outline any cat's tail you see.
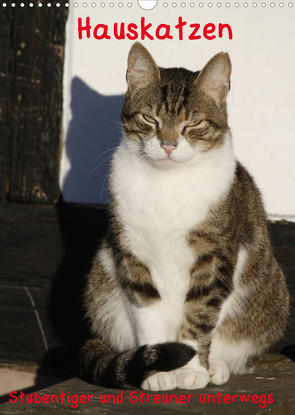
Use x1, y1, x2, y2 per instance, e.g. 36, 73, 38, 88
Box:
79, 339, 196, 388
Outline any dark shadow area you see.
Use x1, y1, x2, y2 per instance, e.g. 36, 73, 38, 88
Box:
0, 203, 109, 403
28, 78, 125, 395
62, 77, 124, 204
268, 221, 295, 362
44, 204, 109, 377
36, 77, 126, 380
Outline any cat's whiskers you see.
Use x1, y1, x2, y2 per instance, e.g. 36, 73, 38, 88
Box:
109, 119, 128, 129
126, 153, 148, 167
107, 125, 123, 134
88, 154, 114, 177
107, 119, 121, 126
99, 154, 149, 199
99, 148, 151, 198
100, 172, 109, 200
106, 119, 127, 133
91, 146, 120, 165
119, 151, 152, 172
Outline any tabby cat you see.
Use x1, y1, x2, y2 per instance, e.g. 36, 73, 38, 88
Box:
80, 43, 289, 391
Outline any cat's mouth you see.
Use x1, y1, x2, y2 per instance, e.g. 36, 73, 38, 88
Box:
141, 136, 195, 166
148, 155, 183, 167
157, 157, 176, 165
143, 151, 194, 167
141, 148, 179, 165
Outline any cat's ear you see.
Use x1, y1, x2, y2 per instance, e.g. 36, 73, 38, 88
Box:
195, 52, 231, 104
126, 42, 160, 92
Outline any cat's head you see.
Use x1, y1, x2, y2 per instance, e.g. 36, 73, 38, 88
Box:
121, 42, 231, 166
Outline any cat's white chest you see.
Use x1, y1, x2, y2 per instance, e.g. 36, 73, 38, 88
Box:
113, 161, 199, 338
111, 139, 235, 340
113, 154, 205, 279
126, 183, 197, 297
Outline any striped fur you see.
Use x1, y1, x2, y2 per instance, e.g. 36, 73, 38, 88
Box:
80, 340, 195, 388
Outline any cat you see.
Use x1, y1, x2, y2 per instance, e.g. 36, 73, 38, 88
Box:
79, 42, 289, 391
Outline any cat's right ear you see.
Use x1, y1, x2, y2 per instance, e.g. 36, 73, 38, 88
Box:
196, 52, 231, 105
126, 43, 160, 92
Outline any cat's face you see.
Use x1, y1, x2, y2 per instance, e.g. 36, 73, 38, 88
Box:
122, 43, 231, 167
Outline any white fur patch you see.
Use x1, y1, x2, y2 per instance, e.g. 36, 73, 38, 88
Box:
131, 300, 185, 345
141, 371, 177, 391
173, 343, 209, 390
215, 246, 249, 328
98, 245, 117, 279
111, 133, 235, 346
95, 246, 136, 351
209, 246, 253, 374
175, 354, 209, 390
209, 359, 230, 385
209, 337, 255, 374
176, 368, 209, 390
144, 135, 195, 163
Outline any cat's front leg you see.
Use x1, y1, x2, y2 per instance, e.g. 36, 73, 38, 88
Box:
118, 254, 173, 344
118, 254, 180, 390
174, 337, 210, 390
131, 302, 182, 391
175, 249, 234, 389
174, 336, 229, 389
176, 308, 231, 389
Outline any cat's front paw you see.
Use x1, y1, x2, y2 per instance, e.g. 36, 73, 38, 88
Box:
141, 371, 177, 391
209, 359, 230, 385
175, 368, 209, 390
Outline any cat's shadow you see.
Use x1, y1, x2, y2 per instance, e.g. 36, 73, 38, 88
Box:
62, 77, 124, 204
36, 79, 124, 382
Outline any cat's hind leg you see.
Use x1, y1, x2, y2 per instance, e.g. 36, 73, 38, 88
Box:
209, 263, 288, 383
209, 333, 256, 385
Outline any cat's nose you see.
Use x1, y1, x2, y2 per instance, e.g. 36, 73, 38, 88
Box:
161, 141, 177, 156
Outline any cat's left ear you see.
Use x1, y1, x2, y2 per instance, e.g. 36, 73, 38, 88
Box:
195, 52, 231, 104
126, 42, 160, 92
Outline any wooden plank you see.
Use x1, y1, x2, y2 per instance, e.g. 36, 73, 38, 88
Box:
1, 355, 295, 413
0, 9, 14, 200
3, 3, 68, 203
0, 203, 108, 288
0, 286, 47, 363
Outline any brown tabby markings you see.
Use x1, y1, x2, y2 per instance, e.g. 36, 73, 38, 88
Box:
178, 163, 289, 367
122, 67, 227, 153
119, 254, 160, 304
106, 195, 160, 307
82, 44, 289, 386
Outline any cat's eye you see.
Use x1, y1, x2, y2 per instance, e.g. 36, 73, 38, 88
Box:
143, 114, 157, 124
186, 120, 203, 128
182, 120, 208, 134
